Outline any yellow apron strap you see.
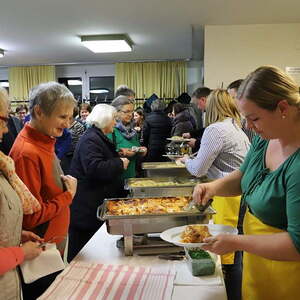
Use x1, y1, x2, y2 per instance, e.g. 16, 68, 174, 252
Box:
212, 195, 241, 264
243, 210, 300, 300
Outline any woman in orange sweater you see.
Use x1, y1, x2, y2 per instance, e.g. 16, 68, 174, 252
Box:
10, 82, 77, 300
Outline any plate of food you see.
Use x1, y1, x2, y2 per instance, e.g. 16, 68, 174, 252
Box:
160, 224, 238, 248
167, 136, 192, 142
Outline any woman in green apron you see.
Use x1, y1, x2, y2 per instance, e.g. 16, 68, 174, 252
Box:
193, 65, 300, 300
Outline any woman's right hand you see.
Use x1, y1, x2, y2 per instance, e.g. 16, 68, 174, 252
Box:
193, 182, 216, 206
21, 241, 42, 261
121, 158, 130, 170
61, 175, 77, 199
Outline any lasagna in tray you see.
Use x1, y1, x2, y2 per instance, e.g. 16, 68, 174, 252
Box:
180, 225, 212, 243
106, 196, 191, 216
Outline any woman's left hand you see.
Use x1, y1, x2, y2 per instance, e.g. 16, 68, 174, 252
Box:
119, 148, 136, 157
201, 234, 239, 255
21, 230, 43, 243
178, 154, 189, 163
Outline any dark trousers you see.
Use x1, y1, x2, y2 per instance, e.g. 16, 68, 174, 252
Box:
67, 226, 98, 263
21, 270, 61, 300
222, 251, 243, 300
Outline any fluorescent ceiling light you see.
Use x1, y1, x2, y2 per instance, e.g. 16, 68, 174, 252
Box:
90, 89, 110, 94
68, 79, 82, 86
0, 49, 4, 58
0, 82, 9, 87
81, 34, 133, 53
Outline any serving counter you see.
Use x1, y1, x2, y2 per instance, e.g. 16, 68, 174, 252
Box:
72, 225, 227, 300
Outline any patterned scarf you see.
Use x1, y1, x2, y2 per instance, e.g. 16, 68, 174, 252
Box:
0, 151, 41, 214
115, 121, 137, 140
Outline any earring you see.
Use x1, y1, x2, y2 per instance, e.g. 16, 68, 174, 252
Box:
282, 115, 286, 119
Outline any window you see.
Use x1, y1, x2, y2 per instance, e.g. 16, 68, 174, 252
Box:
89, 76, 114, 102
0, 80, 9, 93
58, 77, 82, 101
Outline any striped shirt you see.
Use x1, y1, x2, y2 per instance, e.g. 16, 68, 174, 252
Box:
185, 118, 250, 179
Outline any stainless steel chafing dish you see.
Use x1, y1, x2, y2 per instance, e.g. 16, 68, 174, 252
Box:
97, 196, 215, 255
125, 176, 209, 197
142, 161, 190, 177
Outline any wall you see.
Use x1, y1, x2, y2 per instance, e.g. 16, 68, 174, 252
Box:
204, 23, 300, 89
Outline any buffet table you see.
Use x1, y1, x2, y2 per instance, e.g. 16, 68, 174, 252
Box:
70, 225, 228, 300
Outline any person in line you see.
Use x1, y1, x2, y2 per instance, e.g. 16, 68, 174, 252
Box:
227, 79, 255, 142
68, 104, 129, 261
15, 104, 29, 125
142, 99, 172, 162
108, 96, 147, 180
183, 87, 211, 150
0, 87, 43, 300
193, 66, 300, 300
179, 89, 250, 300
133, 107, 145, 144
10, 82, 77, 300
78, 102, 92, 124
171, 102, 194, 137
115, 85, 135, 100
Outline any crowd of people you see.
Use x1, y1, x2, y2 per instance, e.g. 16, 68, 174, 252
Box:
1, 65, 300, 300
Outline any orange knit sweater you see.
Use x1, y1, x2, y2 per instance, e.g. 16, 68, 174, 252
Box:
10, 123, 72, 247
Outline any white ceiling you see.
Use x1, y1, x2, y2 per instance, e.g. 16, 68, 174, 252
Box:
1, 0, 300, 67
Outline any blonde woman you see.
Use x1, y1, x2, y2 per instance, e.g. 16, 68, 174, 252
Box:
179, 89, 250, 300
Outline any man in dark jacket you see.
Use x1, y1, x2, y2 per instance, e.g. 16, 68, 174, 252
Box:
142, 99, 172, 162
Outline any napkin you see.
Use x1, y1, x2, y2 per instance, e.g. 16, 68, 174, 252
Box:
20, 243, 65, 284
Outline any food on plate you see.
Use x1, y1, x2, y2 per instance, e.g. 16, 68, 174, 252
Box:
129, 179, 189, 187
180, 225, 212, 243
107, 196, 191, 215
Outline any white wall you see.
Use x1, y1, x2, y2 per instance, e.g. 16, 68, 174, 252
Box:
204, 23, 300, 89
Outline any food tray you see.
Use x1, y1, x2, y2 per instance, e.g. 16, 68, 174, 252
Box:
142, 161, 190, 177
125, 177, 208, 197
97, 196, 215, 256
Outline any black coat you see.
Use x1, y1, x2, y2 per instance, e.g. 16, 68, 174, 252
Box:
142, 111, 172, 162
171, 110, 194, 137
69, 126, 125, 231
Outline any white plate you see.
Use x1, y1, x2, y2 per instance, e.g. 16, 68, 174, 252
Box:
167, 138, 192, 142
160, 224, 238, 248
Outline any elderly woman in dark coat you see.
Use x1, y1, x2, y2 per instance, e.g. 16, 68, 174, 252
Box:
68, 104, 129, 262
142, 99, 172, 162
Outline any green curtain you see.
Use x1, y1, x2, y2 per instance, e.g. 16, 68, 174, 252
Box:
115, 61, 187, 99
9, 65, 56, 101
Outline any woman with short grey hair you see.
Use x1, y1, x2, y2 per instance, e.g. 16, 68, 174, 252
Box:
68, 103, 129, 262
107, 96, 147, 179
10, 81, 77, 299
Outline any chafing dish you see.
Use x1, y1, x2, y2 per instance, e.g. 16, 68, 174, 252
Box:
98, 196, 215, 255
125, 176, 209, 197
142, 161, 190, 177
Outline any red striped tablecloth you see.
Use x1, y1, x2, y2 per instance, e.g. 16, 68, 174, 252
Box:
38, 261, 175, 300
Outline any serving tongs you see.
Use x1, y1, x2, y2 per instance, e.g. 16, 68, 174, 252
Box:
186, 198, 213, 213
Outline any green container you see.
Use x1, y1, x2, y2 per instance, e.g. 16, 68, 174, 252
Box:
185, 248, 216, 276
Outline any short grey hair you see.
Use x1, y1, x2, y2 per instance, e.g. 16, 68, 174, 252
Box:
151, 99, 165, 112
111, 95, 134, 111
115, 85, 135, 98
29, 81, 76, 118
86, 104, 116, 129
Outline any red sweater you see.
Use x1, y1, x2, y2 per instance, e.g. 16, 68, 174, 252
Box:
10, 123, 72, 247
0, 247, 24, 275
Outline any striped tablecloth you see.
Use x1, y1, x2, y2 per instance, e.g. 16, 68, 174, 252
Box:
38, 261, 176, 300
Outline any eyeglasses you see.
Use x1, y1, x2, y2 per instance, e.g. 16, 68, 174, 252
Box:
120, 110, 134, 114
0, 115, 9, 125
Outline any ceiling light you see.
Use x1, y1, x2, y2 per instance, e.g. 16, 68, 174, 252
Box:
0, 49, 4, 58
68, 79, 82, 86
81, 34, 133, 53
90, 89, 110, 94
